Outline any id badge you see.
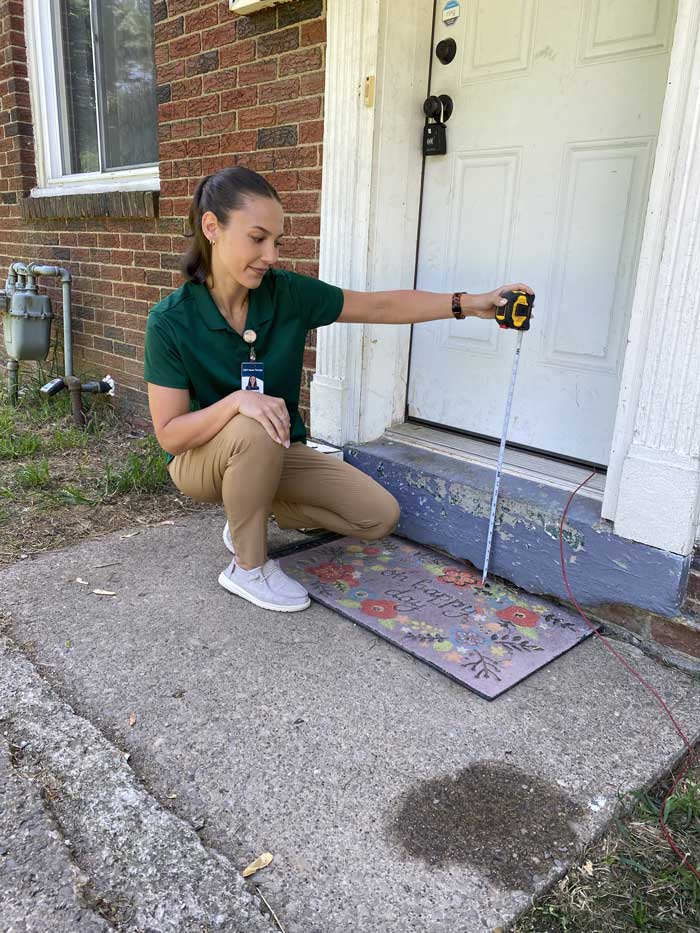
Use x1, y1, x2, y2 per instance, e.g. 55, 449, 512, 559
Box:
241, 361, 265, 393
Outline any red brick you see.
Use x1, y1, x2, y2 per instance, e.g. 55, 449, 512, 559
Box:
155, 17, 184, 43
220, 86, 260, 112
238, 105, 277, 129
299, 119, 324, 144
202, 112, 237, 136
281, 191, 320, 213
167, 0, 203, 14
296, 261, 320, 278
291, 215, 320, 236
219, 40, 256, 68
159, 140, 188, 161
300, 71, 325, 96
258, 77, 301, 104
173, 158, 202, 178
651, 620, 700, 659
202, 22, 237, 50
279, 236, 316, 259
278, 96, 321, 123
171, 118, 201, 139
186, 94, 219, 117
157, 61, 185, 83
161, 178, 190, 198
265, 170, 299, 191
187, 136, 220, 157
171, 76, 203, 101
184, 5, 219, 32
267, 145, 318, 169
301, 20, 326, 46
203, 68, 238, 94
257, 27, 299, 58
169, 33, 201, 60
279, 48, 322, 76
685, 569, 700, 601
220, 130, 258, 153
298, 168, 323, 189
239, 60, 278, 86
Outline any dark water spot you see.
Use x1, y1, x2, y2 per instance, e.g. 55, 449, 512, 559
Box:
387, 761, 583, 890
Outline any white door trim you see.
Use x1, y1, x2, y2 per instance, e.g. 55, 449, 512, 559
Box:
315, 0, 700, 555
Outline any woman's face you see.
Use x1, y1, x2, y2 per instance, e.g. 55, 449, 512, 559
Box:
203, 195, 284, 290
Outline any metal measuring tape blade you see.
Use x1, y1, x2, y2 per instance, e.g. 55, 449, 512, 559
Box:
481, 290, 534, 584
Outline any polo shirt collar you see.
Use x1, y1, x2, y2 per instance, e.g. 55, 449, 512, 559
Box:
194, 277, 274, 333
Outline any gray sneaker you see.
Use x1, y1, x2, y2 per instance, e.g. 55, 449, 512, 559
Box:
218, 558, 310, 612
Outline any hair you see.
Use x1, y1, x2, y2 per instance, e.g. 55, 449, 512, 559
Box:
182, 166, 282, 285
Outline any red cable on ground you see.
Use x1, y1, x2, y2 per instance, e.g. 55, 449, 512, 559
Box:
559, 469, 700, 881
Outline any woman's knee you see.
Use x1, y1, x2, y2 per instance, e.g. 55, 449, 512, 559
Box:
360, 491, 400, 540
220, 414, 281, 457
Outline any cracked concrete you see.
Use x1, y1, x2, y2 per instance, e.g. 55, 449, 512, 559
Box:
1, 510, 699, 932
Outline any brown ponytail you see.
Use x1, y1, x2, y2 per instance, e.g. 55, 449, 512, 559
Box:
181, 167, 282, 285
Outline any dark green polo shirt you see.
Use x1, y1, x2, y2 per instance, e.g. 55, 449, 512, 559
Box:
143, 269, 345, 462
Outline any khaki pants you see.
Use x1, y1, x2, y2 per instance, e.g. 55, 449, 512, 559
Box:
168, 415, 400, 568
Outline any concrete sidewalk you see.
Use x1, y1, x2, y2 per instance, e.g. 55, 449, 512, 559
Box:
1, 509, 699, 933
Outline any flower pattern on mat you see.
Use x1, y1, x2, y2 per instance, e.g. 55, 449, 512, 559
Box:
437, 567, 480, 587
495, 605, 540, 627
283, 535, 590, 693
308, 562, 359, 585
360, 599, 397, 620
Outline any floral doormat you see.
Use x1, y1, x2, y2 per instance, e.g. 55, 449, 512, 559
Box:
279, 536, 595, 700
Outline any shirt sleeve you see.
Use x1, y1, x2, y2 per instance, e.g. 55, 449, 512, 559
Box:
288, 271, 345, 330
143, 313, 190, 389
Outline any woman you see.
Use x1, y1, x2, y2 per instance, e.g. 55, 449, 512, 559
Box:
144, 167, 533, 613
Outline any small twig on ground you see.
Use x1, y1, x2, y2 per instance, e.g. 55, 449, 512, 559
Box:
254, 885, 287, 933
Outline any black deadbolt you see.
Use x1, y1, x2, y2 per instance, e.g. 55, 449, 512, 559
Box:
423, 96, 443, 120
436, 38, 457, 65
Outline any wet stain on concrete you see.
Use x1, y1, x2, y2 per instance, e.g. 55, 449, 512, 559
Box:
387, 761, 583, 890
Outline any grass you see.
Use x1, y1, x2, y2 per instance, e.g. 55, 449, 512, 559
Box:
514, 754, 700, 933
2, 366, 699, 932
0, 365, 214, 561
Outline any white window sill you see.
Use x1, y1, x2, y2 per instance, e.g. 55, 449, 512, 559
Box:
31, 170, 160, 199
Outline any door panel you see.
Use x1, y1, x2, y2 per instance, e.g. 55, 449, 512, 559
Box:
408, 0, 676, 464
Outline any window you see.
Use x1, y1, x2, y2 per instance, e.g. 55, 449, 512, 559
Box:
26, 0, 159, 195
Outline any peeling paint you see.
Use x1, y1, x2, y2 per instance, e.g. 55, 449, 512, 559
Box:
348, 441, 687, 618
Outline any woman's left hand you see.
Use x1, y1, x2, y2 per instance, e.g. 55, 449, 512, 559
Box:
468, 283, 535, 320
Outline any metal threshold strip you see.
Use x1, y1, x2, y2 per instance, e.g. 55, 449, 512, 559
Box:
384, 422, 606, 502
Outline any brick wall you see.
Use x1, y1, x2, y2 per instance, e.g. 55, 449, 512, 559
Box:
0, 0, 326, 418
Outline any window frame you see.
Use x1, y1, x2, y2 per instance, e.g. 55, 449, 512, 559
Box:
25, 0, 160, 197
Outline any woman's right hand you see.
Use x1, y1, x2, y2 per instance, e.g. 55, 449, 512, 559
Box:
233, 390, 291, 447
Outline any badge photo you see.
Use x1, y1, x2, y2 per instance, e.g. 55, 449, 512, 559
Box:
242, 361, 265, 393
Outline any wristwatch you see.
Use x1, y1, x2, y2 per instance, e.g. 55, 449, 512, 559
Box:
452, 292, 467, 319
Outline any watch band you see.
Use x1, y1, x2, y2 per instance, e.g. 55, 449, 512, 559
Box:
452, 291, 466, 319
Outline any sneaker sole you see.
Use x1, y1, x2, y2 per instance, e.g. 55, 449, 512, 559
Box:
218, 571, 310, 612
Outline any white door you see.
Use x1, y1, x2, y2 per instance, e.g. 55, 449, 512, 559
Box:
408, 0, 677, 465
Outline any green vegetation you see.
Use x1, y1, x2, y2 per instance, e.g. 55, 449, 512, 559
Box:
515, 758, 700, 932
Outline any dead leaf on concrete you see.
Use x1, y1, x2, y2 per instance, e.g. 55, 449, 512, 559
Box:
242, 852, 273, 878
120, 531, 140, 539
128, 712, 137, 727
92, 589, 116, 596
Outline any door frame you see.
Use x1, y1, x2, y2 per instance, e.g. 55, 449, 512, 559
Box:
313, 0, 700, 555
